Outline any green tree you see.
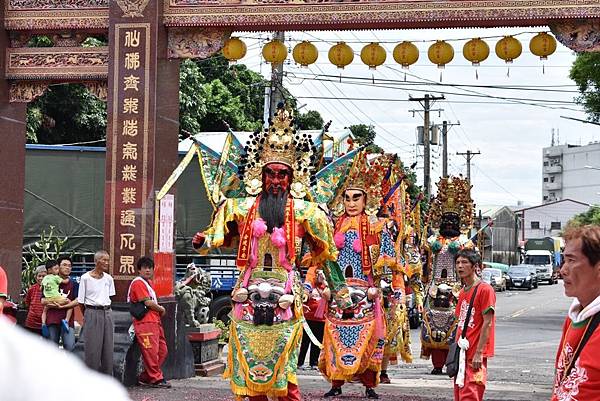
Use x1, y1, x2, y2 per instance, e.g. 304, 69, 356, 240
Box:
26, 35, 108, 145
570, 52, 600, 122
27, 84, 107, 145
296, 110, 324, 130
568, 205, 600, 226
179, 59, 208, 137
349, 124, 383, 153
194, 55, 266, 130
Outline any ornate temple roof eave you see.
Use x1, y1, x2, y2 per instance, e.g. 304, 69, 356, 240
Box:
4, 19, 109, 31
162, 15, 600, 31
163, 19, 577, 31
5, 73, 108, 80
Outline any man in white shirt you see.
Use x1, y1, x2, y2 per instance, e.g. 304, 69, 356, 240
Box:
78, 250, 116, 375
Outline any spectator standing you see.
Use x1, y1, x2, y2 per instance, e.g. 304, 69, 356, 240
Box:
552, 225, 600, 400
41, 260, 71, 335
298, 265, 328, 370
78, 250, 115, 375
453, 249, 496, 401
42, 257, 78, 350
127, 256, 170, 388
24, 265, 47, 335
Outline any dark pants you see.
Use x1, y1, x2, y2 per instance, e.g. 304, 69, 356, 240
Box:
82, 308, 114, 375
298, 319, 324, 367
48, 324, 76, 351
431, 349, 448, 369
25, 326, 42, 336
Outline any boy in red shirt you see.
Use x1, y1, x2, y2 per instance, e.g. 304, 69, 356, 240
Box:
453, 249, 496, 401
127, 256, 170, 388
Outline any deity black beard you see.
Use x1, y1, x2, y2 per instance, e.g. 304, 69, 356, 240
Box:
259, 189, 288, 233
440, 212, 461, 237
253, 304, 276, 326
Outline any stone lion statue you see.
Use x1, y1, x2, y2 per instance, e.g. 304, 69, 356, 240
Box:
175, 262, 212, 328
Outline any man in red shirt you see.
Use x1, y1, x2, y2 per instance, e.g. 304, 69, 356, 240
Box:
453, 249, 496, 401
552, 225, 600, 401
127, 256, 170, 388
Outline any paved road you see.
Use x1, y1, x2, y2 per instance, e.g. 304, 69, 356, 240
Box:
129, 281, 570, 401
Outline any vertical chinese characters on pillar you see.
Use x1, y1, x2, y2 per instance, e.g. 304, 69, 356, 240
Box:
110, 24, 150, 277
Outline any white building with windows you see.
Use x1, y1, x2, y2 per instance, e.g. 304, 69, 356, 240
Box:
515, 199, 590, 241
543, 142, 600, 204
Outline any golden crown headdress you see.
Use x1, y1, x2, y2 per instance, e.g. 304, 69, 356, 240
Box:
239, 105, 316, 199
427, 176, 474, 233
331, 151, 390, 216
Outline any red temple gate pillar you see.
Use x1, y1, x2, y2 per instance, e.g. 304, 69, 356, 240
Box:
0, 7, 27, 300
104, 0, 179, 301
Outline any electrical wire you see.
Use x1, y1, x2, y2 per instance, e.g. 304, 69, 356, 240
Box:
283, 72, 583, 112
308, 62, 415, 150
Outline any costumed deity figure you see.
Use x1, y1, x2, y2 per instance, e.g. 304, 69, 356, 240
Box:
380, 225, 425, 382
420, 176, 475, 375
377, 159, 425, 383
319, 152, 402, 400
174, 263, 212, 327
192, 105, 351, 401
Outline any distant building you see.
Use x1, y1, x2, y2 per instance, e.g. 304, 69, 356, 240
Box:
476, 205, 519, 265
542, 142, 600, 204
515, 199, 590, 242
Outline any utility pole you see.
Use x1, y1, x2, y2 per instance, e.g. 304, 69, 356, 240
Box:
409, 94, 445, 199
456, 150, 481, 182
269, 31, 285, 118
442, 121, 448, 178
440, 120, 460, 178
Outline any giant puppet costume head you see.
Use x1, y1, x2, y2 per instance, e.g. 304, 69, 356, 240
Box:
236, 104, 318, 234
427, 176, 474, 239
331, 151, 389, 217
238, 103, 317, 200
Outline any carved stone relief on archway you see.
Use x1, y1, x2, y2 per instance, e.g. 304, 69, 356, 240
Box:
167, 27, 230, 59
550, 18, 600, 52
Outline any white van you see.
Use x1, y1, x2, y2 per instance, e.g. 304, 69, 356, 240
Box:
524, 250, 556, 284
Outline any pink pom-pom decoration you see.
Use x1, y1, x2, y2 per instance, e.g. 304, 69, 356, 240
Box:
334, 232, 345, 249
271, 227, 287, 248
252, 218, 267, 238
352, 238, 362, 253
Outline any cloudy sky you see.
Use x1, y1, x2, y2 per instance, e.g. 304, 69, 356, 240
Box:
234, 27, 599, 209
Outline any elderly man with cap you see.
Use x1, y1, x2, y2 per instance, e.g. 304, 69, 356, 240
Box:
24, 264, 48, 335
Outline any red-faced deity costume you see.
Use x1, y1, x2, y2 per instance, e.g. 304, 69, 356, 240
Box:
193, 107, 351, 401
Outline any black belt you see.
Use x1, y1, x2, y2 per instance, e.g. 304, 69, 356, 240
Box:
86, 305, 111, 310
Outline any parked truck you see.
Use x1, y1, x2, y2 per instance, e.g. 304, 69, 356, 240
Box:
523, 237, 561, 284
